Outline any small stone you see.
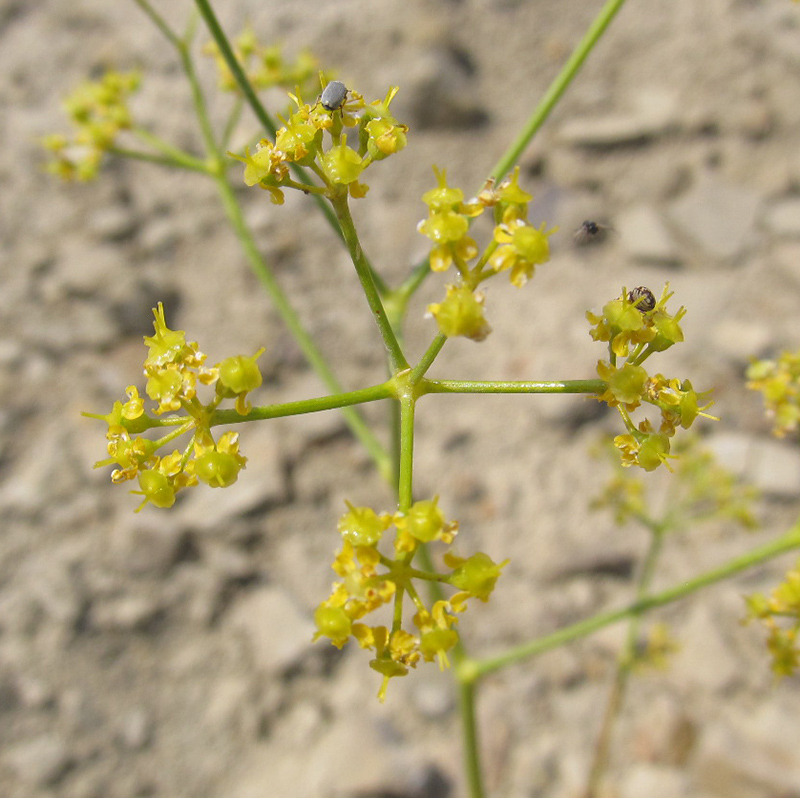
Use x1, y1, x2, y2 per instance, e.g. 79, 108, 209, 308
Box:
111, 518, 191, 577
177, 423, 288, 530
116, 708, 153, 750
226, 587, 315, 674
6, 734, 71, 787
762, 197, 800, 238
746, 438, 800, 497
620, 764, 690, 798
89, 594, 163, 632
709, 319, 771, 364
87, 205, 138, 241
670, 604, 738, 692
618, 205, 681, 265
560, 89, 678, 148
668, 174, 760, 259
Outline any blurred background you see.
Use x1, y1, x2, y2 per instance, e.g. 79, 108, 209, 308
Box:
2, 1, 800, 796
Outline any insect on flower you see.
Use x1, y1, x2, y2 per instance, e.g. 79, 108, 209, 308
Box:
320, 80, 348, 111
573, 219, 614, 246
628, 285, 656, 312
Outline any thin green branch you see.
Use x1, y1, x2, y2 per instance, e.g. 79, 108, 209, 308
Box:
132, 0, 182, 48
586, 529, 665, 797
331, 195, 409, 373
108, 146, 208, 174
473, 525, 800, 679
213, 174, 393, 481
411, 334, 447, 383
211, 382, 395, 424
458, 679, 485, 798
423, 379, 606, 396
397, 392, 416, 511
490, 0, 630, 182
192, 0, 342, 235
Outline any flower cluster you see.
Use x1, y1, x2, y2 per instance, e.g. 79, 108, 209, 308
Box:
231, 83, 408, 204
203, 26, 323, 97
86, 304, 264, 511
587, 285, 715, 471
419, 167, 557, 341
592, 435, 759, 529
746, 350, 800, 438
313, 499, 508, 701
42, 71, 141, 181
745, 559, 800, 678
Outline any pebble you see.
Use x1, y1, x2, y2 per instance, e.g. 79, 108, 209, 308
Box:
176, 422, 289, 530
669, 603, 739, 692
5, 734, 71, 787
559, 88, 678, 148
110, 517, 191, 577
667, 174, 761, 259
709, 319, 772, 364
762, 196, 800, 237
86, 204, 139, 242
226, 586, 315, 675
88, 593, 163, 632
620, 764, 691, 798
617, 205, 681, 265
745, 437, 800, 497
116, 707, 154, 750
392, 46, 490, 131
695, 707, 800, 798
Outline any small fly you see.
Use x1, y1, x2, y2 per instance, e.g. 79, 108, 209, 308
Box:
573, 220, 614, 246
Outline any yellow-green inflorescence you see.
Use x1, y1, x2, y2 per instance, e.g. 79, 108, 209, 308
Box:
745, 558, 800, 679
230, 82, 408, 205
314, 498, 508, 701
203, 26, 324, 96
42, 70, 141, 181
86, 304, 264, 511
747, 350, 800, 439
587, 284, 716, 472
420, 166, 557, 342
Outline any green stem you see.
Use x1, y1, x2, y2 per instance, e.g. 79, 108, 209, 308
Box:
458, 679, 485, 798
397, 390, 416, 511
132, 0, 182, 47
191, 0, 342, 236
211, 382, 395, 425
490, 0, 630, 182
109, 145, 208, 174
423, 379, 606, 396
411, 334, 447, 383
585, 528, 665, 797
213, 174, 392, 481
330, 195, 409, 373
473, 525, 800, 679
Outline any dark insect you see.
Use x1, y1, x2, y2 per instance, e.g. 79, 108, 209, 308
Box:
628, 285, 656, 312
320, 80, 348, 111
573, 220, 613, 246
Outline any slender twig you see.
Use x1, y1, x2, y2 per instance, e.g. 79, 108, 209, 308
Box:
473, 525, 800, 679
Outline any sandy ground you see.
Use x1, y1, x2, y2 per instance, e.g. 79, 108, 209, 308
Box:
2, 1, 800, 796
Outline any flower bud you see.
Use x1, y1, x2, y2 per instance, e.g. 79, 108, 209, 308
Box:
428, 285, 491, 342
338, 503, 389, 547
314, 605, 352, 648
137, 469, 176, 509
194, 450, 242, 488
403, 499, 445, 543
450, 552, 507, 601
218, 352, 264, 396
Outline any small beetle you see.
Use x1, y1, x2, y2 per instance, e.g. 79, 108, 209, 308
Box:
320, 80, 348, 112
628, 285, 656, 312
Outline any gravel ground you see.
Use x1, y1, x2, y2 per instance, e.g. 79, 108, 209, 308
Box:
2, 1, 800, 797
